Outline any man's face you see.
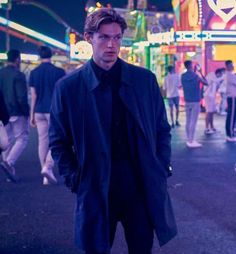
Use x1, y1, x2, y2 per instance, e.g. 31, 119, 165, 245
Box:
85, 22, 122, 70
227, 63, 234, 71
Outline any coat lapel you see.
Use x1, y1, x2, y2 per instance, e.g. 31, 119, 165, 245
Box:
119, 60, 146, 138
84, 59, 146, 138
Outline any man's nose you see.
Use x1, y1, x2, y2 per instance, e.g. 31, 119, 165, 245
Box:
107, 38, 114, 47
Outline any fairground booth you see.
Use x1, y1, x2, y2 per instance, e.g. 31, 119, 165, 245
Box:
149, 0, 236, 75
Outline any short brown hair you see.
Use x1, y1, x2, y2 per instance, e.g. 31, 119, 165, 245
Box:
84, 8, 127, 35
225, 60, 233, 67
7, 49, 20, 62
184, 60, 192, 69
38, 46, 52, 59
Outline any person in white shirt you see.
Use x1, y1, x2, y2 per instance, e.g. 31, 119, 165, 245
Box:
163, 66, 181, 128
218, 68, 227, 115
225, 60, 236, 142
204, 69, 223, 134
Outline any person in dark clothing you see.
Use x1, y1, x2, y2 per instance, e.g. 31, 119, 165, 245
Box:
29, 46, 65, 185
224, 60, 236, 142
0, 49, 29, 182
49, 8, 177, 254
181, 60, 207, 148
0, 91, 9, 126
0, 91, 9, 155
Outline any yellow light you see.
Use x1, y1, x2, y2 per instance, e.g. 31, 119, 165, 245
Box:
69, 33, 76, 45
96, 2, 102, 8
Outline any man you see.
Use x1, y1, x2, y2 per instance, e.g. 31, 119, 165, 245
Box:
49, 8, 177, 254
224, 60, 236, 142
218, 68, 227, 115
204, 68, 223, 134
0, 91, 9, 155
163, 65, 181, 128
181, 61, 207, 148
0, 49, 29, 182
29, 46, 65, 185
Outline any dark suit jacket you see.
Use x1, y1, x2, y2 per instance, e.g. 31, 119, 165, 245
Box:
49, 59, 177, 252
0, 65, 29, 116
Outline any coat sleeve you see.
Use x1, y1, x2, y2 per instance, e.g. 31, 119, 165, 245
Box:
49, 80, 80, 191
152, 74, 172, 175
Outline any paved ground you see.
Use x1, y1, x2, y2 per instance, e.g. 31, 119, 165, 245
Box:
0, 111, 236, 254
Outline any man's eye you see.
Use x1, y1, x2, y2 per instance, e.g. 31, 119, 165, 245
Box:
113, 36, 121, 40
99, 35, 107, 40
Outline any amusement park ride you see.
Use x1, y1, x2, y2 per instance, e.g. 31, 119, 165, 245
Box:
0, 0, 84, 56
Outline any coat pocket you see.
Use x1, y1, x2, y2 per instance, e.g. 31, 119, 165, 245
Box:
64, 168, 81, 193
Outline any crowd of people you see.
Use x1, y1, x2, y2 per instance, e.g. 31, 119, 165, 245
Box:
163, 59, 236, 147
0, 47, 65, 184
0, 7, 236, 254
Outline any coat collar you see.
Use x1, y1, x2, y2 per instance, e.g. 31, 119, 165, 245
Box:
83, 58, 133, 92
82, 58, 147, 140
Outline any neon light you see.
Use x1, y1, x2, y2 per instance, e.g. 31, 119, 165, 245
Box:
211, 22, 226, 30
0, 15, 69, 51
147, 30, 236, 44
198, 0, 202, 25
147, 30, 175, 44
175, 31, 202, 42
0, 53, 39, 61
0, 0, 9, 3
21, 54, 39, 61
0, 16, 8, 25
0, 53, 7, 60
207, 0, 236, 23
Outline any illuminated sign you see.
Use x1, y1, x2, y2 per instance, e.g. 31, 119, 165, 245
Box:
161, 45, 177, 54
70, 41, 92, 60
188, 0, 199, 27
147, 30, 175, 44
161, 45, 196, 54
148, 30, 236, 43
207, 0, 236, 23
0, 0, 8, 8
202, 0, 236, 30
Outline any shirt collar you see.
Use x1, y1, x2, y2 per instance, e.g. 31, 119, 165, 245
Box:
91, 58, 121, 82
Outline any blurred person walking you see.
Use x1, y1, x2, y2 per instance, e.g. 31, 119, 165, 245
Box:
218, 68, 227, 115
0, 49, 29, 182
0, 91, 9, 155
204, 68, 224, 134
49, 8, 177, 254
29, 46, 65, 185
224, 60, 236, 142
163, 65, 181, 128
181, 61, 207, 148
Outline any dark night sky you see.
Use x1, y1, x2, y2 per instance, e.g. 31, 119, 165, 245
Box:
0, 0, 172, 53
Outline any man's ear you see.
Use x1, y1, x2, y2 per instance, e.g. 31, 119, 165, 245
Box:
84, 32, 92, 44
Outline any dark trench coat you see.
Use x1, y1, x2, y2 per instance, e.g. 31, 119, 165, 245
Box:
49, 59, 177, 253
